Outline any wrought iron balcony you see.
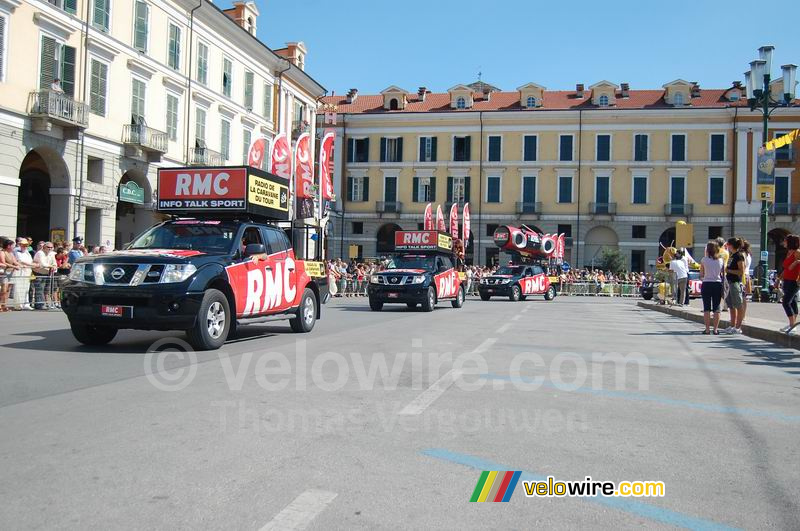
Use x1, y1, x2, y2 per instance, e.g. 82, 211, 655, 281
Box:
516, 202, 542, 215
28, 90, 88, 135
664, 203, 694, 216
376, 201, 402, 214
590, 202, 617, 215
123, 124, 168, 153
190, 147, 224, 166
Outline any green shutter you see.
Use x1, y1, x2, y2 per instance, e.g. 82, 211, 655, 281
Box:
168, 25, 180, 70
245, 72, 254, 109
362, 177, 369, 201
419, 138, 425, 161
347, 177, 354, 201
263, 83, 272, 118
64, 0, 77, 14
363, 138, 369, 162
39, 36, 56, 90
396, 137, 403, 162
90, 60, 107, 116
61, 45, 76, 96
464, 177, 471, 202
465, 136, 471, 160
0, 17, 4, 81
380, 137, 386, 162
347, 138, 354, 163
93, 0, 110, 31
412, 177, 419, 202
431, 137, 437, 161
429, 177, 436, 202
134, 1, 148, 52
447, 177, 453, 202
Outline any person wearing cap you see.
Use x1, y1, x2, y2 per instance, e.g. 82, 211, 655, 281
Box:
33, 241, 58, 310
68, 237, 84, 265
13, 238, 33, 310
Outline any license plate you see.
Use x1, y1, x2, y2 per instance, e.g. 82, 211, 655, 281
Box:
487, 289, 494, 293
387, 293, 399, 299
101, 305, 133, 318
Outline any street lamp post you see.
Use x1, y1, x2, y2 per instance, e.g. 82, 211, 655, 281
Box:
745, 45, 797, 302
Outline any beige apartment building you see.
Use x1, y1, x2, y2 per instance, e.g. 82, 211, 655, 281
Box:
320, 81, 800, 269
0, 0, 324, 248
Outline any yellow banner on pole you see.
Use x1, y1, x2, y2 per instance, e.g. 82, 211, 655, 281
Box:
765, 129, 800, 151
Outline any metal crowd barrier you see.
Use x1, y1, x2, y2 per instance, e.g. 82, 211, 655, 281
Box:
556, 281, 644, 297
2, 273, 67, 310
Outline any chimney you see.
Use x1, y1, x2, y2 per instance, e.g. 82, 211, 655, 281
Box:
225, 2, 259, 36
690, 82, 701, 98
483, 86, 491, 102
576, 83, 585, 98
346, 88, 358, 104
418, 87, 427, 101
732, 81, 742, 89
620, 82, 630, 98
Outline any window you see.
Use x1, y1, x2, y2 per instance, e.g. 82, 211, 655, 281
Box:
130, 78, 146, 123
242, 129, 251, 164
634, 134, 648, 161
263, 83, 273, 119
133, 1, 149, 53
775, 174, 790, 206
347, 138, 369, 163
708, 226, 723, 240
488, 136, 502, 161
598, 94, 609, 107
195, 107, 206, 144
670, 176, 686, 206
447, 176, 470, 203
486, 223, 499, 237
557, 224, 572, 238
558, 176, 573, 203
559, 135, 573, 161
389, 98, 398, 110
167, 23, 181, 70
631, 250, 645, 273
166, 93, 179, 141
632, 225, 647, 239
39, 36, 76, 96
352, 222, 363, 234
413, 177, 436, 202
521, 176, 536, 204
523, 135, 537, 161
596, 134, 611, 161
710, 134, 725, 161
671, 134, 686, 162
196, 42, 208, 85
774, 132, 793, 161
220, 119, 230, 161
380, 137, 402, 163
486, 176, 501, 202
292, 100, 305, 133
526, 96, 536, 108
92, 0, 110, 32
222, 57, 232, 98
453, 136, 471, 161
384, 176, 397, 203
244, 71, 254, 110
89, 59, 107, 116
49, 0, 77, 15
347, 176, 369, 202
595, 176, 610, 207
709, 175, 724, 205
673, 92, 684, 106
456, 96, 466, 109
0, 15, 5, 82
419, 136, 437, 162
87, 157, 103, 184
632, 175, 648, 204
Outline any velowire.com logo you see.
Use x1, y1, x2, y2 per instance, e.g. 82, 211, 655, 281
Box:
470, 471, 522, 502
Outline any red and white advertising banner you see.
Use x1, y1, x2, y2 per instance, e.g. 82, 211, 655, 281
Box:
293, 132, 313, 199
269, 133, 292, 181
247, 136, 270, 171
462, 202, 471, 244
436, 205, 445, 232
157, 168, 247, 211
558, 233, 566, 259
318, 130, 335, 200
449, 202, 459, 239
423, 203, 433, 230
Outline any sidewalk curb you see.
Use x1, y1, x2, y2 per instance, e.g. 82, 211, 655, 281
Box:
637, 301, 799, 351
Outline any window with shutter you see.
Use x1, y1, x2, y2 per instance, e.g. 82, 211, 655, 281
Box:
523, 135, 537, 161
93, 0, 110, 32
244, 71, 254, 110
197, 42, 208, 84
89, 59, 107, 116
166, 94, 179, 141
263, 83, 272, 118
596, 134, 611, 161
0, 16, 7, 82
242, 129, 251, 163
63, 0, 77, 14
559, 135, 573, 161
220, 119, 231, 160
709, 177, 724, 204
634, 134, 648, 161
222, 57, 232, 98
168, 24, 181, 70
130, 78, 146, 123
671, 134, 686, 162
134, 1, 149, 53
39, 36, 56, 91
195, 107, 206, 143
60, 45, 76, 96
488, 136, 501, 161
710, 134, 725, 161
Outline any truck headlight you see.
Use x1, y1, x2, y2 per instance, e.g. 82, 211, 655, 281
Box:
370, 275, 381, 284
69, 263, 85, 281
160, 264, 197, 283
412, 275, 426, 284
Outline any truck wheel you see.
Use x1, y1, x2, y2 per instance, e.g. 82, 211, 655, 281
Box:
509, 285, 521, 302
406, 302, 417, 309
369, 298, 383, 311
290, 288, 317, 333
544, 285, 557, 301
70, 322, 117, 346
451, 286, 465, 308
480, 293, 491, 301
642, 292, 653, 301
421, 287, 436, 312
187, 289, 230, 351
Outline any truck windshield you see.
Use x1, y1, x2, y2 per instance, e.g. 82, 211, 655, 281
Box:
127, 222, 238, 254
388, 255, 435, 271
495, 266, 524, 276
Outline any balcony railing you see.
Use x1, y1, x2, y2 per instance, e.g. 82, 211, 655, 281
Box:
516, 202, 541, 215
664, 203, 694, 216
123, 124, 168, 154
190, 147, 224, 166
28, 90, 88, 129
376, 201, 402, 214
590, 202, 617, 215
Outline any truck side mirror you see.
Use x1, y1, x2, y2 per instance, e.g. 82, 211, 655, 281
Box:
244, 243, 266, 257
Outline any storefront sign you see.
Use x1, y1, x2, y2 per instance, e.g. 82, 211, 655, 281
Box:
119, 181, 145, 205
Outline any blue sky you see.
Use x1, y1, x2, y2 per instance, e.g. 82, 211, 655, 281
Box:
254, 0, 800, 95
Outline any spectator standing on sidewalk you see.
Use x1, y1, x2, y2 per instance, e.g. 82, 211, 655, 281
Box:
0, 239, 18, 312
669, 250, 689, 306
32, 242, 57, 310
13, 238, 33, 310
700, 241, 724, 335
779, 234, 800, 333
724, 238, 746, 334
68, 237, 84, 265
739, 240, 752, 328
716, 236, 730, 311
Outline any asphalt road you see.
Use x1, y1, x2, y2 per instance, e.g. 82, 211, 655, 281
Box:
0, 296, 798, 530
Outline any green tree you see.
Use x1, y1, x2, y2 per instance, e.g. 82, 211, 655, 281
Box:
597, 247, 627, 274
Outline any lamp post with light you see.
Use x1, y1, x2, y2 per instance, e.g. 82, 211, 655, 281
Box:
744, 45, 797, 302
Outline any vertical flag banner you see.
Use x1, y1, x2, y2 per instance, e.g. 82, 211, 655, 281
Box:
294, 132, 313, 199
247, 136, 270, 171
423, 203, 433, 230
436, 205, 445, 232
449, 202, 459, 239
756, 147, 776, 201
269, 133, 292, 181
462, 202, 471, 245
470, 471, 521, 502
318, 130, 335, 200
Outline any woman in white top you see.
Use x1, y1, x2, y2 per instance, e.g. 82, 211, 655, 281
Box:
12, 238, 33, 310
699, 241, 725, 334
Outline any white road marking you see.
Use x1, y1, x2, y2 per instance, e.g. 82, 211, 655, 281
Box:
511, 314, 522, 321
260, 489, 338, 531
399, 338, 498, 415
496, 323, 512, 334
